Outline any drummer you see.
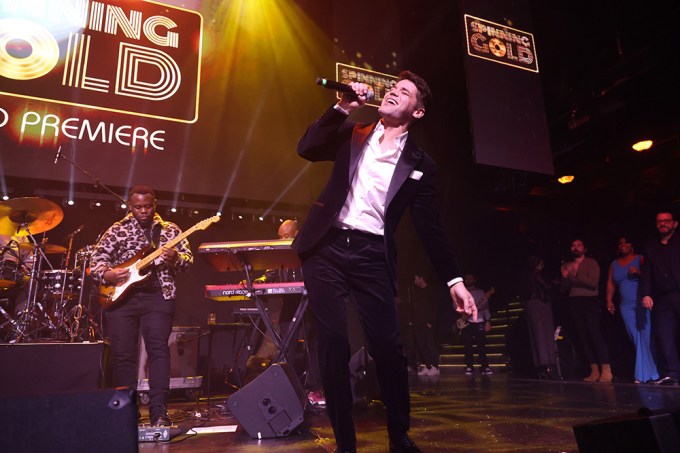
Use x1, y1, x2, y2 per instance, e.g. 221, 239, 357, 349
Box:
0, 234, 32, 315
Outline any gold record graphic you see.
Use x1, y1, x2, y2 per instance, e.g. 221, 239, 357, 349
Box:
488, 38, 506, 58
0, 18, 60, 80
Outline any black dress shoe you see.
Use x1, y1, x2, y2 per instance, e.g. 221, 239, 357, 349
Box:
389, 434, 422, 452
653, 376, 678, 386
152, 415, 172, 427
149, 404, 172, 426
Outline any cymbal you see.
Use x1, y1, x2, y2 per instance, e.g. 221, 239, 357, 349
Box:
0, 197, 63, 236
17, 242, 68, 254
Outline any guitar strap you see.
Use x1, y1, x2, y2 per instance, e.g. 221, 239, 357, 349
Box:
143, 223, 161, 249
141, 224, 162, 288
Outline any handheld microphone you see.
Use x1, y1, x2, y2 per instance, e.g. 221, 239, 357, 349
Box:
316, 77, 374, 101
53, 145, 62, 164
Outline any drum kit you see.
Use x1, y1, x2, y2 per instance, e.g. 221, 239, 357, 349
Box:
0, 197, 102, 342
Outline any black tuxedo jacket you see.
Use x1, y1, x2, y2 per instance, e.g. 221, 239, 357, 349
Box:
640, 233, 680, 298
292, 105, 462, 289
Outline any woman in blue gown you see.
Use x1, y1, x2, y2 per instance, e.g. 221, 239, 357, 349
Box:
606, 236, 658, 383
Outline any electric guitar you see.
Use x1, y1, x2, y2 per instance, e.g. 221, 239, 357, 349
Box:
98, 215, 220, 308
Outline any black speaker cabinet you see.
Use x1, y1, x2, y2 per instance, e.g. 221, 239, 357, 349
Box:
228, 362, 307, 438
573, 407, 680, 453
0, 341, 111, 397
0, 387, 138, 453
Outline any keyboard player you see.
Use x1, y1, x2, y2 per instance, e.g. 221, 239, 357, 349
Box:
246, 220, 322, 403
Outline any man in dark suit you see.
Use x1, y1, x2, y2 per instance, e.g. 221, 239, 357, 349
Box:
292, 71, 477, 453
640, 208, 680, 385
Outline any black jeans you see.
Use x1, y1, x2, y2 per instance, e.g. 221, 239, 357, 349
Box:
104, 290, 175, 408
462, 322, 489, 368
301, 228, 409, 451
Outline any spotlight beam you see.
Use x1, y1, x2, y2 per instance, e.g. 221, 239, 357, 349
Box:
261, 162, 311, 218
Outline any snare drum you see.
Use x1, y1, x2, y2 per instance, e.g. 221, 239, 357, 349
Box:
40, 269, 77, 296
0, 259, 20, 290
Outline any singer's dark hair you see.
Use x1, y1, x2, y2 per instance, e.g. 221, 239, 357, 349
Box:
128, 185, 156, 201
398, 70, 431, 110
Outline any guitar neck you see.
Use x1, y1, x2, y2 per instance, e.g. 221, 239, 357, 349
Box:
135, 225, 194, 271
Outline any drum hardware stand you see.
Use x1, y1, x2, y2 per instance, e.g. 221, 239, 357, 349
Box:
50, 224, 84, 341
0, 304, 20, 334
67, 248, 102, 342
12, 225, 57, 341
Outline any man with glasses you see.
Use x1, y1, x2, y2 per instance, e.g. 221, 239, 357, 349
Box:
640, 209, 680, 385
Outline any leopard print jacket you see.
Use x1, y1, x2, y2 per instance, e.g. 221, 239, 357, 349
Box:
90, 213, 193, 300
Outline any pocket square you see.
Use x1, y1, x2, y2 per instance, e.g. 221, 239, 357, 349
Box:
409, 170, 423, 180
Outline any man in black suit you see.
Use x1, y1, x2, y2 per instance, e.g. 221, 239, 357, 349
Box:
640, 208, 680, 385
292, 71, 477, 453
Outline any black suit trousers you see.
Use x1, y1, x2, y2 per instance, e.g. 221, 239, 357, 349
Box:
651, 291, 680, 379
301, 228, 410, 450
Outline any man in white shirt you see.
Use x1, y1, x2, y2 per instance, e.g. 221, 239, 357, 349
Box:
293, 71, 476, 453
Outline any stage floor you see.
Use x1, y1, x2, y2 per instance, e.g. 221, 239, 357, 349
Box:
141, 372, 680, 452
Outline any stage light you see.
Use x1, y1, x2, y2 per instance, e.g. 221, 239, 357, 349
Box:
632, 140, 653, 152
63, 198, 75, 206
170, 207, 178, 213
258, 216, 264, 221
89, 200, 102, 209
216, 211, 222, 217
1, 195, 8, 201
557, 175, 575, 184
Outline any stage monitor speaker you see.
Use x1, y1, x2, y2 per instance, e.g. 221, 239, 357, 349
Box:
228, 362, 307, 438
0, 341, 110, 397
0, 387, 138, 453
349, 347, 380, 408
573, 407, 680, 453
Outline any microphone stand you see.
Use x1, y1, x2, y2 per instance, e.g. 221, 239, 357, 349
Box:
15, 225, 55, 341
55, 146, 128, 206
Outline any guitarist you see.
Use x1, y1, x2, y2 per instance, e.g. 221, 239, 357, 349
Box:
90, 185, 193, 427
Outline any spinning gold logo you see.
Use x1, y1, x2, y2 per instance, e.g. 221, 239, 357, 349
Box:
0, 0, 203, 123
464, 14, 538, 73
336, 63, 397, 108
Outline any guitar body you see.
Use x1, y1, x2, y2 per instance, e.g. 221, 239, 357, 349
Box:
98, 248, 151, 309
